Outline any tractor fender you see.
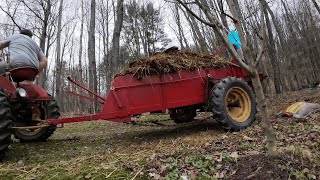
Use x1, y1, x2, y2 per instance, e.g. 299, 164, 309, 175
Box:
0, 76, 16, 96
19, 83, 52, 100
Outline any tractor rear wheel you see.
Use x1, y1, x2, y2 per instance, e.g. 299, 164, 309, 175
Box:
0, 88, 13, 161
13, 99, 60, 142
211, 77, 256, 131
170, 106, 197, 124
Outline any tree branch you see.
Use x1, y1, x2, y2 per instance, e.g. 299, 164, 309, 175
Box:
0, 5, 22, 30
19, 0, 45, 22
175, 0, 216, 27
218, 0, 238, 23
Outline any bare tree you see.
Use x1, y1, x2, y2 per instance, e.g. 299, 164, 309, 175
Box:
172, 4, 186, 49
110, 0, 124, 75
55, 0, 64, 107
0, 1, 22, 30
177, 0, 277, 156
88, 0, 98, 113
78, 0, 85, 81
261, 0, 281, 93
76, 0, 85, 112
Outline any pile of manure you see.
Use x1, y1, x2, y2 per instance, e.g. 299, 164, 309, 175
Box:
115, 47, 235, 79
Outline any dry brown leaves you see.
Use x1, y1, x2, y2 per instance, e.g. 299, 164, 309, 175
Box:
142, 88, 320, 179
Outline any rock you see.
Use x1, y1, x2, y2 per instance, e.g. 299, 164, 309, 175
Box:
230, 151, 239, 161
181, 175, 189, 180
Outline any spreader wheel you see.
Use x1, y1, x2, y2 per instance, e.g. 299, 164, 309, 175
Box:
13, 99, 60, 142
0, 88, 13, 161
211, 77, 256, 131
170, 106, 197, 124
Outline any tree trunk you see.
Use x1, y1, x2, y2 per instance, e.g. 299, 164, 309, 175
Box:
111, 0, 124, 75
228, 0, 277, 156
134, 17, 141, 58
263, 5, 281, 93
55, 0, 64, 110
79, 0, 84, 81
251, 68, 277, 155
188, 13, 208, 53
180, 7, 201, 50
88, 0, 98, 113
38, 0, 52, 88
264, 1, 285, 48
78, 0, 85, 112
174, 4, 185, 49
281, 0, 302, 90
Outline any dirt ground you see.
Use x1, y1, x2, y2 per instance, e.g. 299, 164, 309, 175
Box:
0, 88, 320, 179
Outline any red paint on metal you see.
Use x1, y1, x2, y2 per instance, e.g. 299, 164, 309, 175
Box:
212, 47, 227, 58
46, 113, 131, 124
9, 67, 38, 82
19, 83, 52, 100
66, 90, 104, 104
112, 90, 124, 108
0, 76, 15, 96
67, 76, 106, 101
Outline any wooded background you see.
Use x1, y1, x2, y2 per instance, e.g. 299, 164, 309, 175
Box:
0, 0, 320, 113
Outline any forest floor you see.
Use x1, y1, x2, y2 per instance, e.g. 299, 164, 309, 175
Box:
1, 88, 320, 179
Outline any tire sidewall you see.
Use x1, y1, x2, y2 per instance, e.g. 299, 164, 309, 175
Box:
222, 80, 256, 128
13, 100, 60, 142
211, 77, 257, 131
0, 88, 13, 161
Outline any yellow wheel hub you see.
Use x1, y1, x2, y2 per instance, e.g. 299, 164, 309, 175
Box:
225, 87, 251, 122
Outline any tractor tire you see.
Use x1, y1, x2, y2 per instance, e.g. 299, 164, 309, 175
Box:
170, 106, 197, 124
13, 99, 60, 142
0, 88, 13, 161
211, 77, 256, 131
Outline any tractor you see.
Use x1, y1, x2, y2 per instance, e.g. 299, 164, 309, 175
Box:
0, 64, 60, 160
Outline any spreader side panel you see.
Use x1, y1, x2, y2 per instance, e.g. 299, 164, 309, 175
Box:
102, 74, 163, 116
101, 65, 253, 120
161, 70, 207, 109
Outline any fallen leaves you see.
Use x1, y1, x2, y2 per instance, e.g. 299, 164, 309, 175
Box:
242, 135, 255, 141
142, 89, 320, 179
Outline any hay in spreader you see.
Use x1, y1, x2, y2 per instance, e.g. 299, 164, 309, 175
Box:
115, 47, 235, 79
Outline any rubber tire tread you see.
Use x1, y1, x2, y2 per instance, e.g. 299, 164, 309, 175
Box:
0, 88, 13, 162
13, 99, 60, 142
211, 77, 256, 131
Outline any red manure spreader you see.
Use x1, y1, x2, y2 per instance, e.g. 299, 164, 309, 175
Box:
0, 49, 263, 161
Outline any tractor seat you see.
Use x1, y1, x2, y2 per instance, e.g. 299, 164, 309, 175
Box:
9, 67, 39, 82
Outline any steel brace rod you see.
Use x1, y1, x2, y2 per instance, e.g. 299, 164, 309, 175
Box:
67, 76, 106, 101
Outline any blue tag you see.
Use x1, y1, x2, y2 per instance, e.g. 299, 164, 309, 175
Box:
228, 30, 241, 49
